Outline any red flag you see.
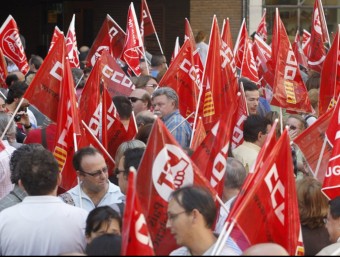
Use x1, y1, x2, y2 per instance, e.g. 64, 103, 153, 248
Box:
140, 0, 156, 39
122, 3, 144, 77
191, 93, 238, 197
23, 36, 65, 122
136, 118, 216, 255
0, 15, 28, 75
65, 14, 80, 68
233, 19, 247, 70
170, 37, 180, 64
294, 108, 333, 183
318, 25, 340, 116
190, 117, 206, 151
53, 51, 82, 190
322, 98, 340, 199
256, 8, 267, 42
86, 15, 126, 67
159, 39, 199, 125
221, 18, 238, 103
0, 48, 8, 88
240, 39, 259, 84
184, 18, 196, 51
308, 0, 329, 72
198, 15, 227, 132
226, 129, 303, 255
292, 30, 308, 69
302, 29, 311, 58
221, 18, 234, 51
121, 168, 155, 256
231, 90, 247, 150
100, 50, 135, 97
48, 26, 64, 53
270, 8, 312, 113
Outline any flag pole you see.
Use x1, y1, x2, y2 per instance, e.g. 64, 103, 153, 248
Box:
313, 137, 327, 179
1, 97, 25, 141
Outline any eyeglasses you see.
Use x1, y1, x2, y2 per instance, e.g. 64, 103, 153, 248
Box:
167, 211, 187, 222
146, 84, 157, 88
80, 166, 108, 177
114, 168, 125, 176
129, 97, 143, 103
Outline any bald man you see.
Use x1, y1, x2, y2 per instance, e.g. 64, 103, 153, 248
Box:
242, 243, 289, 256
128, 88, 151, 115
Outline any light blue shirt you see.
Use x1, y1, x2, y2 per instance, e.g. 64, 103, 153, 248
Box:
66, 181, 125, 212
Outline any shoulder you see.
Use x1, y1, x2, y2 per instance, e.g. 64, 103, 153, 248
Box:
316, 242, 340, 255
169, 246, 190, 256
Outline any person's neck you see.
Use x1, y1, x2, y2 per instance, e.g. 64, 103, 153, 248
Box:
81, 182, 108, 206
188, 230, 216, 256
5, 103, 16, 114
222, 189, 239, 203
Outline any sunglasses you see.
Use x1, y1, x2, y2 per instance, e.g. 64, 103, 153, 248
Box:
128, 97, 143, 103
79, 166, 108, 177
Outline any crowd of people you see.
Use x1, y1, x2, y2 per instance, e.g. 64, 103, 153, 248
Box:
0, 23, 336, 256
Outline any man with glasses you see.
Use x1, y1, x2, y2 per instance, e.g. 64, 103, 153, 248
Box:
166, 185, 238, 255
59, 146, 125, 213
128, 88, 152, 115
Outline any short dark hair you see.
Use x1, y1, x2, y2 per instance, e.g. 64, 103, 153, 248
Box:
85, 206, 122, 237
5, 74, 19, 87
29, 54, 43, 70
6, 81, 28, 104
329, 196, 340, 219
243, 114, 271, 143
239, 77, 258, 92
123, 147, 145, 177
73, 146, 100, 171
85, 234, 122, 256
169, 185, 216, 228
112, 95, 132, 120
10, 144, 45, 184
17, 147, 59, 195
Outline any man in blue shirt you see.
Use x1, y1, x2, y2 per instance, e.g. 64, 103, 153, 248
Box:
152, 87, 192, 148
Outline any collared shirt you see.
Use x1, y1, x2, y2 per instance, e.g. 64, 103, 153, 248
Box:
65, 181, 125, 212
170, 240, 239, 255
162, 110, 192, 148
0, 140, 16, 199
0, 185, 27, 212
0, 196, 88, 255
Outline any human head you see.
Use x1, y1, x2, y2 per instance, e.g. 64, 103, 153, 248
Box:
243, 114, 271, 147
73, 147, 108, 194
135, 110, 156, 129
325, 196, 340, 243
166, 185, 216, 246
85, 206, 122, 243
223, 157, 247, 202
285, 114, 306, 140
195, 30, 207, 43
5, 74, 19, 88
114, 140, 146, 173
152, 87, 178, 118
112, 95, 132, 120
0, 93, 6, 113
135, 75, 158, 94
243, 243, 289, 255
17, 147, 60, 195
265, 111, 281, 138
6, 80, 28, 105
139, 58, 151, 76
296, 177, 328, 229
151, 54, 167, 74
117, 147, 145, 194
28, 54, 43, 72
10, 143, 45, 185
305, 72, 320, 91
129, 88, 151, 115
0, 112, 16, 143
135, 123, 153, 144
308, 88, 319, 117
239, 77, 260, 115
85, 234, 121, 256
